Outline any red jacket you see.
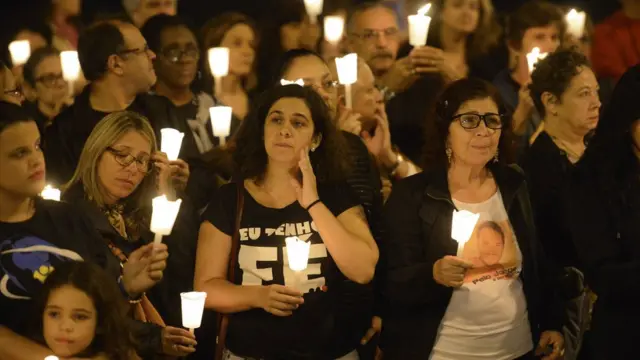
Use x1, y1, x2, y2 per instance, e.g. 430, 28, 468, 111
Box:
592, 11, 640, 80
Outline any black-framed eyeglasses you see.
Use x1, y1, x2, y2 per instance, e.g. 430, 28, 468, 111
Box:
106, 147, 152, 173
35, 73, 66, 88
161, 47, 200, 63
453, 112, 504, 130
118, 44, 151, 57
351, 28, 399, 42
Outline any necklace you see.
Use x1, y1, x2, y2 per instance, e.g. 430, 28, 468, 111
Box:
548, 133, 583, 163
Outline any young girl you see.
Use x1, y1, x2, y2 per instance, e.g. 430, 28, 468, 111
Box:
32, 261, 134, 360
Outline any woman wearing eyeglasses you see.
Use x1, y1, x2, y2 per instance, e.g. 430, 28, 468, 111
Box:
0, 61, 23, 106
381, 78, 565, 360
61, 110, 200, 358
22, 47, 74, 129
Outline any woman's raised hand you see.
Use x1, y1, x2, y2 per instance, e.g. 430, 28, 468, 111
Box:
291, 147, 319, 209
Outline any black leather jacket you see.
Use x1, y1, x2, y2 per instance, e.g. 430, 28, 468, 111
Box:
380, 163, 564, 359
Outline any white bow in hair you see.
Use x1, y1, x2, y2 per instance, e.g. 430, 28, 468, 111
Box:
280, 78, 305, 87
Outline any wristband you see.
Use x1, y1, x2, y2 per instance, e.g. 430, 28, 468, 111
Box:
118, 275, 144, 303
305, 199, 322, 211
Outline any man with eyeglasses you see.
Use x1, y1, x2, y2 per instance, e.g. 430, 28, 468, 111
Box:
44, 20, 197, 192
123, 0, 178, 28
346, 2, 449, 164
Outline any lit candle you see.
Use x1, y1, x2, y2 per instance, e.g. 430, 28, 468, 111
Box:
408, 3, 432, 47
8, 40, 31, 67
565, 9, 586, 40
526, 47, 548, 74
280, 78, 305, 87
180, 291, 207, 335
208, 47, 229, 98
160, 128, 184, 161
40, 185, 61, 201
60, 51, 81, 96
304, 0, 324, 24
285, 236, 310, 291
334, 53, 358, 108
150, 195, 182, 244
324, 15, 345, 44
44, 356, 59, 360
451, 209, 480, 256
209, 106, 233, 146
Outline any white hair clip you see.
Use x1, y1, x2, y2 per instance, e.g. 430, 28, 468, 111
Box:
280, 78, 305, 87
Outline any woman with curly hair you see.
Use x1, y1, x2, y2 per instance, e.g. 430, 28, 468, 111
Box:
195, 84, 378, 359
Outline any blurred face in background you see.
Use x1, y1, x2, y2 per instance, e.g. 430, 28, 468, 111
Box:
348, 6, 400, 76
282, 55, 339, 117
440, 0, 481, 35
1, 66, 24, 105
520, 24, 561, 54
54, 0, 82, 16
131, 0, 177, 28
29, 54, 68, 108
155, 25, 199, 89
329, 59, 383, 127
280, 21, 303, 51
0, 121, 45, 198
220, 23, 256, 77
118, 23, 157, 93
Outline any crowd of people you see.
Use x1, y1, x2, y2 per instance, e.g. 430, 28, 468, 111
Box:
0, 0, 639, 359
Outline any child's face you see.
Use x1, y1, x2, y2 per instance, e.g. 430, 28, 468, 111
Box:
43, 285, 97, 357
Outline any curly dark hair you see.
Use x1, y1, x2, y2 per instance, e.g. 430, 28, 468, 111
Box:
31, 261, 134, 360
529, 49, 590, 118
422, 78, 515, 170
231, 84, 348, 184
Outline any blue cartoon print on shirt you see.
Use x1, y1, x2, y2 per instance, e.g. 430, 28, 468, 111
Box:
0, 235, 83, 300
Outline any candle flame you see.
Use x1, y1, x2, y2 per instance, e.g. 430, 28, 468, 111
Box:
41, 185, 61, 201
451, 209, 480, 246
417, 3, 432, 16
285, 237, 311, 271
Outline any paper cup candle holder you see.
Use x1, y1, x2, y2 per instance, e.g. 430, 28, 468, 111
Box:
451, 209, 480, 256
285, 236, 311, 292
181, 291, 207, 334
150, 195, 182, 244
209, 106, 233, 146
335, 53, 358, 109
408, 3, 432, 47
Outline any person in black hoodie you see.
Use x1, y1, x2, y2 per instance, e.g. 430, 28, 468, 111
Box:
61, 110, 199, 358
381, 78, 564, 360
43, 19, 215, 209
566, 64, 640, 359
0, 101, 169, 359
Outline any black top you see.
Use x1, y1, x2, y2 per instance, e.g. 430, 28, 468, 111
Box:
380, 164, 564, 359
0, 199, 110, 336
566, 165, 640, 359
521, 132, 580, 268
202, 181, 362, 359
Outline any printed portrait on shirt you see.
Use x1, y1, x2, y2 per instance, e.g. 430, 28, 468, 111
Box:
461, 218, 520, 284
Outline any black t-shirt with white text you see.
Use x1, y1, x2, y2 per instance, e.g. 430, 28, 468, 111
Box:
0, 199, 110, 336
203, 182, 359, 359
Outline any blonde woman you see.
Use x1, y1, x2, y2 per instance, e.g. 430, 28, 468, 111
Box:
61, 111, 199, 358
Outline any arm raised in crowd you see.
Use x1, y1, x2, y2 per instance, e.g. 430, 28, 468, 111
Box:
293, 148, 379, 284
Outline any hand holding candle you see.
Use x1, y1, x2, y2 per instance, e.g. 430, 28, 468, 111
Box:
209, 106, 233, 146
41, 185, 61, 201
304, 0, 324, 24
150, 195, 182, 244
8, 40, 30, 67
335, 53, 358, 108
208, 47, 229, 98
451, 209, 480, 256
526, 47, 548, 74
160, 128, 184, 161
408, 3, 432, 47
180, 291, 207, 334
565, 9, 586, 40
324, 15, 345, 44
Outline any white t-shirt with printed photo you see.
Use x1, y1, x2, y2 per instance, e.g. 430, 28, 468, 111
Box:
430, 191, 534, 360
